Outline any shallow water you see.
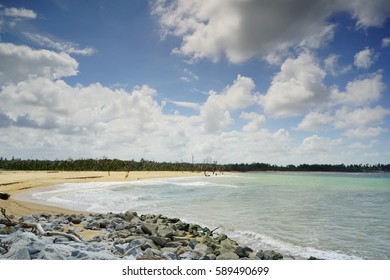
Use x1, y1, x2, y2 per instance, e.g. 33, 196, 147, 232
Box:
17, 172, 390, 259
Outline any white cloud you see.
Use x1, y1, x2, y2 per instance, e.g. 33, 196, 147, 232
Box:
334, 106, 390, 129
180, 68, 199, 82
347, 0, 390, 28
0, 43, 78, 84
169, 101, 200, 110
382, 37, 390, 48
23, 32, 97, 56
152, 0, 390, 63
240, 112, 266, 132
260, 52, 328, 117
354, 47, 377, 69
296, 134, 343, 154
324, 54, 351, 76
331, 73, 385, 106
296, 112, 333, 131
3, 7, 37, 19
344, 127, 387, 138
200, 75, 257, 132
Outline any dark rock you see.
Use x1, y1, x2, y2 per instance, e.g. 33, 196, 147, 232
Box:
141, 223, 157, 235
0, 192, 10, 200
217, 233, 228, 242
256, 250, 283, 260
234, 246, 247, 258
149, 236, 167, 247
189, 239, 198, 249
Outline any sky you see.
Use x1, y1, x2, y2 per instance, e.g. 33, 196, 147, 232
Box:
0, 0, 390, 165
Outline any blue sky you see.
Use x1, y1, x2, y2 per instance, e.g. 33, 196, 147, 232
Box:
1, 0, 390, 165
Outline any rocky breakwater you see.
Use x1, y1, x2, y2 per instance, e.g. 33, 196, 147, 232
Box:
0, 211, 286, 260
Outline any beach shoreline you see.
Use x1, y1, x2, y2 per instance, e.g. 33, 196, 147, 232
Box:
0, 170, 200, 217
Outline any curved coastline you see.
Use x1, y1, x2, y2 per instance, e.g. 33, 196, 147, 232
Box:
1, 170, 292, 260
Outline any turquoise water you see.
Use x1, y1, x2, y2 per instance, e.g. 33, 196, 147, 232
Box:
17, 172, 390, 259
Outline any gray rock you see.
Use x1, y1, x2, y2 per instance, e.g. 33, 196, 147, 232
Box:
189, 239, 198, 249
161, 251, 177, 260
256, 250, 283, 260
36, 244, 71, 260
194, 243, 212, 256
5, 247, 31, 260
141, 223, 157, 235
216, 252, 240, 260
157, 228, 174, 238
149, 236, 167, 247
178, 251, 202, 260
123, 210, 137, 222
114, 243, 128, 255
165, 241, 183, 248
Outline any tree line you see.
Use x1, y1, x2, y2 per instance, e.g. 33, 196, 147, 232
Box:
0, 157, 389, 173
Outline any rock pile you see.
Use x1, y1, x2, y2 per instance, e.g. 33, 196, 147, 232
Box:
0, 211, 286, 260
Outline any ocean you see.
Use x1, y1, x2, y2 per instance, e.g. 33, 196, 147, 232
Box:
16, 172, 390, 260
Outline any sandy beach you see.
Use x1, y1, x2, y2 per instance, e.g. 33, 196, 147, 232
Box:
0, 170, 198, 217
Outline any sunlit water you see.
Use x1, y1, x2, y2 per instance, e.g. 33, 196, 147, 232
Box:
16, 172, 390, 259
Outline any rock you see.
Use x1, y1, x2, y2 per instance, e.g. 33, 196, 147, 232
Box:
217, 233, 228, 242
149, 236, 167, 247
178, 251, 202, 260
216, 252, 240, 260
256, 250, 283, 260
188, 239, 198, 249
123, 210, 137, 222
0, 192, 10, 200
0, 226, 17, 234
161, 251, 177, 260
36, 244, 71, 260
234, 246, 247, 258
194, 243, 212, 256
220, 238, 238, 249
6, 247, 31, 260
157, 228, 174, 238
141, 223, 157, 235
165, 241, 183, 248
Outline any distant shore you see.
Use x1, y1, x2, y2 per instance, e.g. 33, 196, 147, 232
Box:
0, 170, 199, 217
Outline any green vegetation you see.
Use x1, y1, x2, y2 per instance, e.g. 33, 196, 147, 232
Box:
0, 157, 389, 173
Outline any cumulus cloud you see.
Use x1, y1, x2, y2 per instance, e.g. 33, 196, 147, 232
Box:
334, 106, 390, 129
152, 0, 390, 63
260, 52, 328, 117
0, 43, 78, 84
296, 112, 333, 131
331, 73, 385, 106
23, 32, 97, 56
240, 112, 266, 132
354, 47, 377, 69
200, 75, 257, 132
296, 134, 343, 154
344, 127, 387, 138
